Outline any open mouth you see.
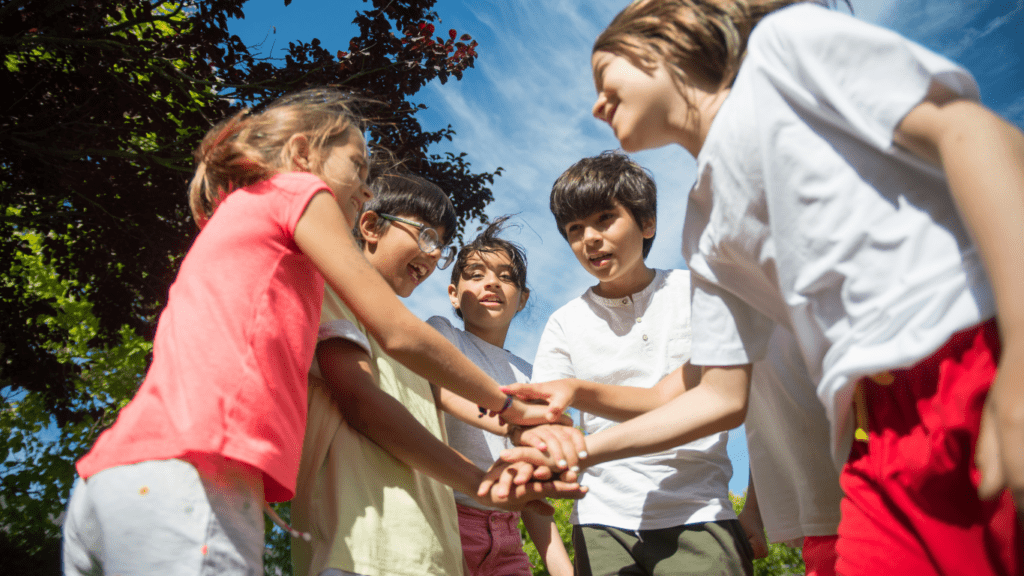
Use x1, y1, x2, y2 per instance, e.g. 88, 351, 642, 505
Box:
588, 252, 612, 267
479, 294, 504, 306
407, 262, 429, 283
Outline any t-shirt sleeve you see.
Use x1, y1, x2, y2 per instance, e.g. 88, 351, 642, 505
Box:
749, 5, 979, 150
426, 315, 459, 345
530, 312, 576, 382
688, 273, 773, 366
309, 287, 371, 379
274, 172, 335, 239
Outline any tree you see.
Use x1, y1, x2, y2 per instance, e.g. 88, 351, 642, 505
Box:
1, 1, 498, 572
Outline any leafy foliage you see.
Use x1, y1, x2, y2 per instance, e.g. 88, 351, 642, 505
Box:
730, 491, 807, 576
1, 1, 498, 573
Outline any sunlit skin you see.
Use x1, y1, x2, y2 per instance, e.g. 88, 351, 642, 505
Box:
563, 201, 656, 300
448, 250, 528, 348
361, 213, 444, 298
308, 127, 373, 227
591, 51, 730, 157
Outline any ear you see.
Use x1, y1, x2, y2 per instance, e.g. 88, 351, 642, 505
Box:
517, 288, 530, 311
359, 211, 383, 246
641, 217, 656, 239
287, 134, 312, 172
447, 283, 460, 310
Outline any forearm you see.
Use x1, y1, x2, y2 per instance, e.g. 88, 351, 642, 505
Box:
522, 509, 573, 576
341, 384, 484, 496
438, 386, 508, 436
317, 340, 484, 496
583, 365, 750, 467
293, 194, 510, 414
572, 363, 698, 421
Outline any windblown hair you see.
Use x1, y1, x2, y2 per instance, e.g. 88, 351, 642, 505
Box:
359, 172, 458, 246
450, 216, 529, 319
188, 87, 366, 227
550, 151, 657, 258
594, 0, 825, 93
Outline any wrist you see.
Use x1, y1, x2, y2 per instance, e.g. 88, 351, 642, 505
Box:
479, 393, 513, 418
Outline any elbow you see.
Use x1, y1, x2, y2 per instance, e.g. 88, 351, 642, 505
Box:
721, 393, 748, 431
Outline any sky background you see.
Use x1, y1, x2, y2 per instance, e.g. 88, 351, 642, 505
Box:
231, 0, 1024, 494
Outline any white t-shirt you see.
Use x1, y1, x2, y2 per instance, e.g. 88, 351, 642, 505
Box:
747, 327, 842, 544
684, 3, 992, 467
427, 315, 533, 510
532, 269, 734, 530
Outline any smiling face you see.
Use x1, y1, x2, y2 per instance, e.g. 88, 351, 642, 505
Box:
316, 127, 372, 227
564, 200, 656, 299
591, 51, 686, 153
360, 211, 443, 298
449, 250, 527, 347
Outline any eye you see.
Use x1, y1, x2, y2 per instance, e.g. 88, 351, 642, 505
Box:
599, 211, 616, 222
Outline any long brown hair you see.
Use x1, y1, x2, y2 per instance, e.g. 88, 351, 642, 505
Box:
188, 88, 366, 227
594, 0, 819, 92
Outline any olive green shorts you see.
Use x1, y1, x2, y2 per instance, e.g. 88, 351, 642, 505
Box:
573, 519, 754, 576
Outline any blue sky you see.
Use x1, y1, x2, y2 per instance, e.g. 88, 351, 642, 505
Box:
231, 0, 1024, 494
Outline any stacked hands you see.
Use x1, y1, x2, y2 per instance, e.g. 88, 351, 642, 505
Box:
475, 380, 586, 515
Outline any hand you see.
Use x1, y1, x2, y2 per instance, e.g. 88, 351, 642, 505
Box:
496, 444, 584, 483
502, 379, 577, 422
501, 396, 572, 427
737, 501, 769, 559
976, 350, 1024, 523
511, 424, 588, 475
476, 460, 586, 513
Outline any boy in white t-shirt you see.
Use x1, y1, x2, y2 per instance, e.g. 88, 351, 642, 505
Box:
525, 152, 752, 576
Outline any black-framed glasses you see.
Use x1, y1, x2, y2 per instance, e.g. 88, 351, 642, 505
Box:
378, 213, 456, 269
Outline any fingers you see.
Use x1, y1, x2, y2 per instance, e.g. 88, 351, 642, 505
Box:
501, 382, 551, 402
500, 446, 553, 467
521, 425, 570, 472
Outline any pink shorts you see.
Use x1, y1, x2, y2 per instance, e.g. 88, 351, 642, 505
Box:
802, 535, 837, 576
836, 320, 1023, 576
456, 504, 532, 576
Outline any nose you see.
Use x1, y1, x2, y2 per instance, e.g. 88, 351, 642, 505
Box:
592, 93, 608, 122
582, 224, 602, 245
424, 245, 442, 265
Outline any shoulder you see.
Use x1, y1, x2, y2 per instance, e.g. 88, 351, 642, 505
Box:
260, 171, 332, 196
426, 315, 460, 341
658, 269, 691, 290
750, 3, 847, 45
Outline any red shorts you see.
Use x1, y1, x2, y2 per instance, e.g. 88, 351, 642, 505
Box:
803, 535, 838, 576
836, 320, 1023, 576
456, 504, 532, 576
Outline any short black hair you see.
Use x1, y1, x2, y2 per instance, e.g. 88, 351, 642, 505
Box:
360, 172, 457, 245
550, 151, 657, 257
449, 216, 528, 320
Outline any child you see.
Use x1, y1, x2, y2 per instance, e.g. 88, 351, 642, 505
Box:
526, 151, 752, 576
506, 2, 1024, 575
61, 88, 568, 576
426, 217, 574, 576
292, 176, 584, 576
